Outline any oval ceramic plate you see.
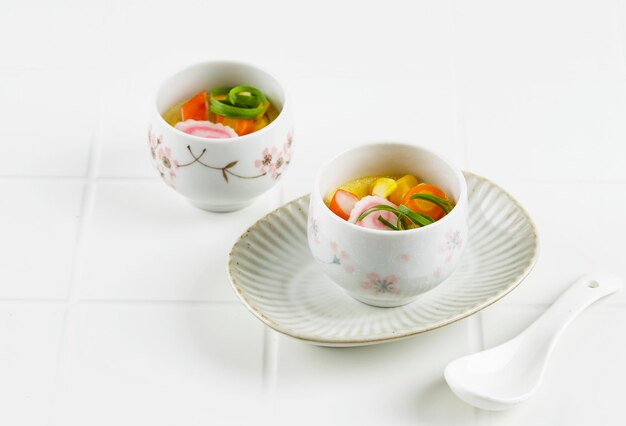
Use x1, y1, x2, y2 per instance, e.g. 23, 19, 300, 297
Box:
228, 172, 538, 347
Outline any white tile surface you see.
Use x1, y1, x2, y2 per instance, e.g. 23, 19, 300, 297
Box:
492, 181, 626, 305
273, 319, 477, 426
0, 1, 111, 69
105, 0, 290, 71
462, 80, 626, 182
0, 305, 65, 426
281, 1, 455, 80
480, 304, 626, 426
0, 181, 83, 299
455, 0, 626, 80
104, 0, 455, 81
281, 178, 311, 203
0, 69, 98, 176
1, 0, 626, 424
287, 77, 462, 181
55, 304, 265, 425
95, 70, 156, 177
79, 180, 281, 301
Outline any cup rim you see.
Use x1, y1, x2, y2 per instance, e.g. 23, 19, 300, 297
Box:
153, 60, 289, 145
312, 141, 467, 236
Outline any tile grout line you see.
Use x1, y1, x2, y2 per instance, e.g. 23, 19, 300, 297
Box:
48, 4, 120, 413
3, 175, 626, 185
616, 0, 626, 66
0, 175, 160, 182
468, 313, 490, 426
49, 165, 97, 414
451, 4, 489, 420
450, 1, 468, 171
10, 299, 623, 309
261, 327, 279, 400
260, 181, 285, 400
0, 298, 243, 306
0, 299, 67, 305
50, 83, 106, 413
9, 298, 621, 309
76, 299, 241, 307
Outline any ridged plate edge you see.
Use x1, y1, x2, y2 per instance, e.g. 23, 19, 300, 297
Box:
227, 172, 539, 346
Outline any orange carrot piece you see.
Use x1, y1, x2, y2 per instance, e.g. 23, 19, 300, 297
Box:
181, 91, 209, 121
401, 183, 449, 221
215, 115, 255, 136
329, 189, 359, 220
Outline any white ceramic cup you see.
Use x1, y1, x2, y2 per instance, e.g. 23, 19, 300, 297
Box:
149, 61, 294, 212
308, 143, 468, 307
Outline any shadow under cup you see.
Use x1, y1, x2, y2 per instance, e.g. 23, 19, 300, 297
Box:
308, 143, 468, 307
151, 61, 292, 212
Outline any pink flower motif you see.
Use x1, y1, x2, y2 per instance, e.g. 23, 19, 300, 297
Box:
440, 229, 463, 263
308, 218, 320, 244
271, 155, 286, 179
361, 273, 400, 295
433, 268, 441, 279
255, 147, 273, 173
255, 146, 286, 180
254, 132, 293, 181
326, 240, 354, 274
398, 254, 410, 262
255, 146, 277, 173
151, 141, 179, 188
283, 131, 293, 163
148, 128, 162, 159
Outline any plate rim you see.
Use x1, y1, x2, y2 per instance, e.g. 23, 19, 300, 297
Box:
227, 171, 539, 347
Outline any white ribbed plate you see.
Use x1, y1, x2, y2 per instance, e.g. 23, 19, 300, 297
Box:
228, 172, 538, 347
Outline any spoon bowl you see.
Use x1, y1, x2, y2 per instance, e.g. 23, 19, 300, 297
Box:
445, 273, 623, 411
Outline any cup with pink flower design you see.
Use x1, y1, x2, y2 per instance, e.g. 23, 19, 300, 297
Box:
149, 61, 294, 212
308, 142, 468, 307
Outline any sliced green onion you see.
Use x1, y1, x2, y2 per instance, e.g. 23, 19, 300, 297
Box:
210, 98, 263, 119
357, 205, 400, 222
209, 86, 268, 120
398, 205, 434, 225
231, 93, 259, 108
397, 215, 411, 230
409, 193, 453, 213
356, 201, 443, 231
228, 86, 267, 108
377, 216, 398, 230
210, 87, 230, 98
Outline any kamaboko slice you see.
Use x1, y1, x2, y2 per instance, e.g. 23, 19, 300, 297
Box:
348, 195, 398, 230
175, 119, 237, 139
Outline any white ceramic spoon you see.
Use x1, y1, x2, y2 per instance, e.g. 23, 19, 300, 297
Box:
445, 273, 623, 411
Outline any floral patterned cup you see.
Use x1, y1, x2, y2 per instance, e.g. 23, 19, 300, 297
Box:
149, 61, 293, 212
308, 143, 468, 307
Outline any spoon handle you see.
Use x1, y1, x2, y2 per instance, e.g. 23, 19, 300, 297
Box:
523, 273, 623, 347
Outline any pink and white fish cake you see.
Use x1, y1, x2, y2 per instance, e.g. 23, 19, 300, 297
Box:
175, 119, 237, 139
348, 195, 398, 230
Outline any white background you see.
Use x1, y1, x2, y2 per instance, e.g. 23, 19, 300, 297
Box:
1, 0, 625, 424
